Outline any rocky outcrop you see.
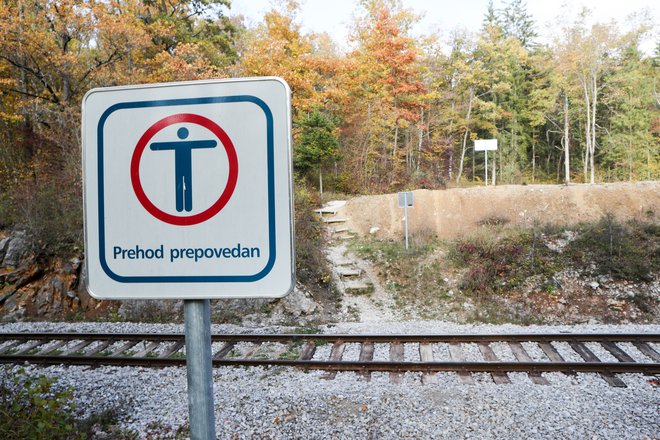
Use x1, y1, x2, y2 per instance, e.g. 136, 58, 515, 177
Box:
0, 230, 325, 324
0, 230, 106, 322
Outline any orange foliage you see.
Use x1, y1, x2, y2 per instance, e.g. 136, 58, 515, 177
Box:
239, 4, 346, 118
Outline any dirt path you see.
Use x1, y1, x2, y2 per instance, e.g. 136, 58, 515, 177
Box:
326, 241, 401, 323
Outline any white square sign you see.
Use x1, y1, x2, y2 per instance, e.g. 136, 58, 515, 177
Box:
82, 78, 294, 299
474, 139, 498, 151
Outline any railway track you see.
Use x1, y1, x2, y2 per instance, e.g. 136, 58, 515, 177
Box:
1, 332, 658, 387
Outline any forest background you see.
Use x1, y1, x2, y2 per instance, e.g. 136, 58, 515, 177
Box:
0, 0, 658, 259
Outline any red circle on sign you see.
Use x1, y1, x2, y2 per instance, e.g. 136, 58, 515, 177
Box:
130, 113, 238, 226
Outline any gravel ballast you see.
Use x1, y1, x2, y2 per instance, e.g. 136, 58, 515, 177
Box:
1, 321, 659, 439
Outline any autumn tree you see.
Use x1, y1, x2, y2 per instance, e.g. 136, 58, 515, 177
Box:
122, 0, 237, 82
0, 0, 237, 249
236, 0, 347, 201
341, 0, 425, 191
556, 13, 621, 183
238, 1, 343, 117
602, 39, 658, 180
472, 0, 560, 185
429, 31, 494, 184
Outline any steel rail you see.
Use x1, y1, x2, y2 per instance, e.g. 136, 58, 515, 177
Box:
0, 332, 658, 380
1, 332, 659, 343
0, 354, 657, 375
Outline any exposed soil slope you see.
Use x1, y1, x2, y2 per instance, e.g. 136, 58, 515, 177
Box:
324, 181, 659, 325
338, 182, 659, 240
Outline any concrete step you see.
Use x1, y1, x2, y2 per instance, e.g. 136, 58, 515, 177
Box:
333, 226, 349, 233
344, 281, 374, 295
337, 267, 361, 277
322, 217, 347, 224
333, 258, 353, 266
335, 234, 354, 240
314, 208, 338, 216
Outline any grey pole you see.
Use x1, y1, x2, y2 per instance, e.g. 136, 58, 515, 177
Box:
485, 150, 488, 187
404, 192, 409, 250
184, 299, 216, 440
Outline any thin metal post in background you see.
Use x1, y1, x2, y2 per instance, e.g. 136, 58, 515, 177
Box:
184, 299, 216, 440
404, 192, 409, 250
485, 150, 488, 187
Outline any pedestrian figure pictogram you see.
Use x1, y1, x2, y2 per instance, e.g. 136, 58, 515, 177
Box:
130, 113, 238, 226
149, 126, 217, 212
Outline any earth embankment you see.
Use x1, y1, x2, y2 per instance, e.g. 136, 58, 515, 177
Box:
338, 181, 660, 239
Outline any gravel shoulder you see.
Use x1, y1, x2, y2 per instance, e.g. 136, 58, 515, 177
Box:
1, 320, 658, 439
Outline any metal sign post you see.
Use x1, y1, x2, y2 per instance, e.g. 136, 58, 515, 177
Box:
474, 139, 498, 187
485, 149, 488, 186
82, 78, 294, 440
184, 300, 215, 440
397, 191, 413, 250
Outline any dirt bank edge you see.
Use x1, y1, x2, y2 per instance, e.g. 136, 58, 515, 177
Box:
338, 181, 660, 240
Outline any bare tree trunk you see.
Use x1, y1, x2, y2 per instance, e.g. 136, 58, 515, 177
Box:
360, 103, 373, 187
589, 74, 597, 183
582, 79, 591, 183
491, 152, 496, 185
405, 130, 411, 170
456, 88, 473, 184
416, 108, 423, 172
392, 124, 398, 159
628, 139, 633, 181
563, 92, 570, 184
448, 102, 454, 180
532, 141, 535, 183
472, 142, 475, 182
18, 0, 31, 139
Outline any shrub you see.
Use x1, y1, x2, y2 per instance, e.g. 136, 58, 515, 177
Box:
0, 367, 81, 440
294, 181, 330, 286
449, 231, 559, 296
566, 215, 658, 282
477, 215, 510, 227
0, 368, 139, 440
17, 178, 83, 255
0, 124, 83, 255
349, 237, 441, 307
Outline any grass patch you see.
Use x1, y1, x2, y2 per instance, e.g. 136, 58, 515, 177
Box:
278, 348, 301, 360
350, 237, 435, 261
348, 237, 447, 313
477, 215, 510, 226
293, 326, 323, 334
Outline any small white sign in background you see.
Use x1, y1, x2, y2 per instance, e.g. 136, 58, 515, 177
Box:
474, 139, 498, 151
82, 78, 294, 299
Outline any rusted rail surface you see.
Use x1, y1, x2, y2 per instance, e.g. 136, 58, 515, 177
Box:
1, 332, 658, 387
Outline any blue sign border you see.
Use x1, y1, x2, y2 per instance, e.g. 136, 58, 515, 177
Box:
97, 96, 275, 283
